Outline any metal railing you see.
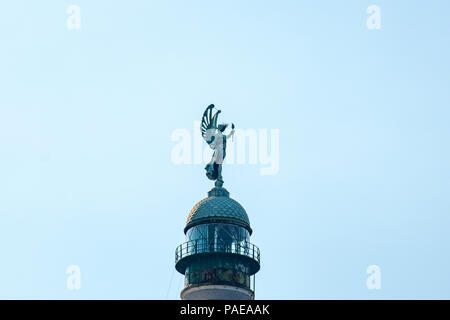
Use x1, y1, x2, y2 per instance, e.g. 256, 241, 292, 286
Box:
175, 239, 260, 265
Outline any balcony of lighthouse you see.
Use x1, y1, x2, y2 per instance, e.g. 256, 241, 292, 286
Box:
175, 223, 261, 289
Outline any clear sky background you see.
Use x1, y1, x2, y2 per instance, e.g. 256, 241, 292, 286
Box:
1, 0, 449, 299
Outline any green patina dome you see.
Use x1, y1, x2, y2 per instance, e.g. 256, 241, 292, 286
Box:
184, 187, 252, 234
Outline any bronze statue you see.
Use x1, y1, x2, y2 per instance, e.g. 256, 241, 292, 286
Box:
200, 104, 235, 187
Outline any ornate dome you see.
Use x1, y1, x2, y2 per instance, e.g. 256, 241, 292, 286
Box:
184, 187, 252, 234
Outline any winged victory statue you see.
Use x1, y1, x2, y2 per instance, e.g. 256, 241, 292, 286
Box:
200, 104, 235, 187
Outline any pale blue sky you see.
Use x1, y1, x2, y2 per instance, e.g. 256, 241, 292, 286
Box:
1, 0, 450, 299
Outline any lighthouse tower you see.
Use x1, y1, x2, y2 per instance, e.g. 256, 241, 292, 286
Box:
175, 186, 261, 300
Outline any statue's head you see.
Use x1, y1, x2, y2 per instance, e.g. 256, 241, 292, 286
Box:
218, 124, 228, 132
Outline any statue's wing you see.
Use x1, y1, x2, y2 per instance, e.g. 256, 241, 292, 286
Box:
201, 104, 220, 144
